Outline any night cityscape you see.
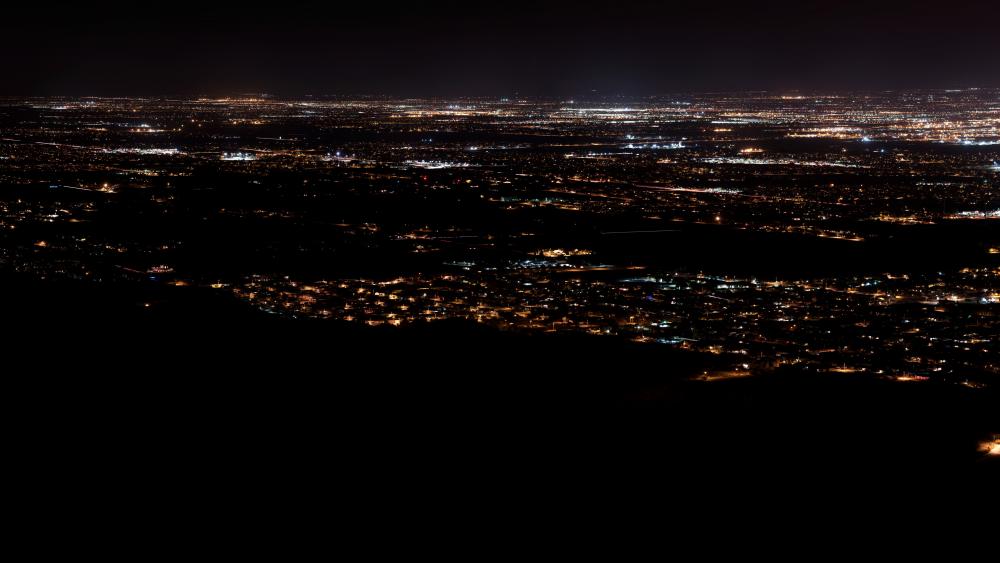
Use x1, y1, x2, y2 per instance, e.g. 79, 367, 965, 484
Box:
4, 0, 998, 542
4, 92, 1000, 381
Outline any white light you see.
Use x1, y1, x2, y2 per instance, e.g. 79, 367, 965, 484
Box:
221, 152, 256, 161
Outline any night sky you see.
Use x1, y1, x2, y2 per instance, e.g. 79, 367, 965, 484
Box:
3, 0, 999, 96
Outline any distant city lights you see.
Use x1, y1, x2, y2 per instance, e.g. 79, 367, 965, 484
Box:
221, 152, 257, 161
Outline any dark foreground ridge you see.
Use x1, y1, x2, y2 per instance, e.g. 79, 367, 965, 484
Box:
6, 270, 997, 478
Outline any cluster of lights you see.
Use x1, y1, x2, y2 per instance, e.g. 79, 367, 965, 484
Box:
220, 152, 257, 161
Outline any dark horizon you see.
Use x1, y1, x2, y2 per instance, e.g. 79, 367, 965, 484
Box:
4, 87, 1000, 101
3, 0, 999, 97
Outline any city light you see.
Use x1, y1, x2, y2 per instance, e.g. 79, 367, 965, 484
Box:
1, 91, 997, 393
